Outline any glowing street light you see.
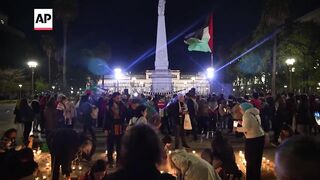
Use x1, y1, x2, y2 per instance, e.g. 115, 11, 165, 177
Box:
114, 68, 122, 92
285, 58, 296, 66
18, 84, 22, 99
27, 61, 38, 94
285, 58, 296, 91
206, 67, 215, 79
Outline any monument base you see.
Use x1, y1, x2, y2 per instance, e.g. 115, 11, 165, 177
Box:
151, 69, 172, 93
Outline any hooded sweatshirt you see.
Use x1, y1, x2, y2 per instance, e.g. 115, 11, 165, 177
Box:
237, 108, 264, 139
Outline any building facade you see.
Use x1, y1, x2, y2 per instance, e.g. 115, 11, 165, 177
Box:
98, 70, 210, 95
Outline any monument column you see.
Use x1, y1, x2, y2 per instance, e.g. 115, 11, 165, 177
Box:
151, 0, 172, 93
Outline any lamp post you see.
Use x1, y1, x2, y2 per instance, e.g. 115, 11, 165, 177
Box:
285, 58, 296, 92
18, 84, 22, 99
191, 77, 196, 88
114, 68, 122, 92
27, 61, 38, 94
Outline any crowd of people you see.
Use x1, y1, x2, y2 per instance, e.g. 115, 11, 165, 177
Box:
0, 88, 319, 179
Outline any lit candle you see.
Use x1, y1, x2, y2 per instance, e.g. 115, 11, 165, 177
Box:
168, 150, 172, 154
160, 171, 164, 174
42, 175, 47, 179
35, 177, 39, 180
192, 150, 196, 154
78, 166, 82, 171
267, 160, 270, 165
105, 150, 108, 155
46, 163, 50, 168
262, 157, 266, 162
72, 165, 76, 170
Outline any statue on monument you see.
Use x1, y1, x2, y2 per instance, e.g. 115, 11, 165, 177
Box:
158, 0, 166, 16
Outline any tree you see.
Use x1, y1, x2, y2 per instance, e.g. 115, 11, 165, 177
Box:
254, 0, 290, 41
41, 34, 56, 85
278, 22, 320, 92
35, 78, 50, 92
54, 0, 78, 90
0, 69, 26, 98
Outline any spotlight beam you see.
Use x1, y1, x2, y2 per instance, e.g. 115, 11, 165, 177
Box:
215, 27, 283, 72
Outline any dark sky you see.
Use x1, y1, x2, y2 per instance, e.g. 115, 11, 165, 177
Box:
1, 0, 318, 74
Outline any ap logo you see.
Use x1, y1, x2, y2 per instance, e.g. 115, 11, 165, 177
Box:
34, 9, 53, 31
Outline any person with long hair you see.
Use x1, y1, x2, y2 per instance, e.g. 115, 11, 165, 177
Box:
128, 104, 148, 126
19, 98, 34, 145
211, 131, 242, 179
105, 124, 174, 180
44, 97, 58, 137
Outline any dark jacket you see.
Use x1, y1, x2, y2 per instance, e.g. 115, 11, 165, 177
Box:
20, 106, 34, 122
44, 106, 58, 131
31, 100, 41, 114
104, 101, 127, 135
104, 166, 175, 180
48, 129, 81, 167
186, 98, 197, 119
168, 101, 185, 125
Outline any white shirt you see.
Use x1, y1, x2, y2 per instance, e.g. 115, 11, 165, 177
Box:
237, 108, 265, 139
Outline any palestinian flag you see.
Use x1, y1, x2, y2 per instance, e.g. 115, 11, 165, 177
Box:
185, 14, 214, 53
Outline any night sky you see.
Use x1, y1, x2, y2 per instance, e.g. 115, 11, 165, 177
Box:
1, 0, 318, 74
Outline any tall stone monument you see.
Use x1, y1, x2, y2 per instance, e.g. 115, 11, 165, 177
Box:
151, 0, 172, 93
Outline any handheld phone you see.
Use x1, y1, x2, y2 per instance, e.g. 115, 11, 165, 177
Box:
233, 121, 239, 127
314, 112, 320, 126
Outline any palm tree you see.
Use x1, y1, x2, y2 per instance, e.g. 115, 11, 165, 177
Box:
41, 35, 56, 85
54, 0, 78, 89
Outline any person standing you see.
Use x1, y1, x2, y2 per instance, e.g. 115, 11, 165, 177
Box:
296, 94, 310, 135
250, 92, 262, 110
43, 97, 58, 138
272, 94, 288, 146
236, 102, 265, 180
19, 98, 34, 145
80, 95, 96, 140
56, 95, 67, 128
286, 92, 296, 127
31, 95, 41, 133
104, 92, 127, 167
198, 96, 210, 137
186, 92, 198, 141
48, 128, 93, 180
170, 94, 190, 149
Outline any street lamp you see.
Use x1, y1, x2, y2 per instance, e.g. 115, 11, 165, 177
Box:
52, 86, 55, 91
114, 68, 122, 92
285, 58, 296, 92
206, 67, 215, 94
18, 84, 22, 99
27, 61, 38, 94
206, 67, 215, 79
